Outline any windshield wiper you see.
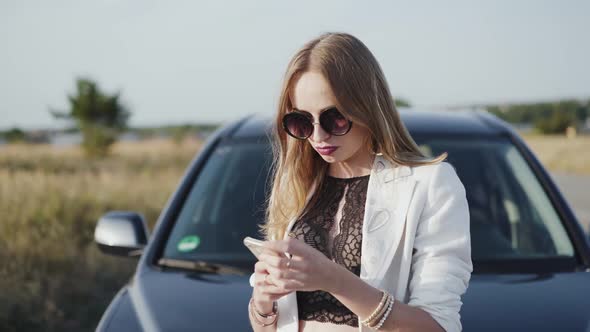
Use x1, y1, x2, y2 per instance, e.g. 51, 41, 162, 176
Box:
157, 258, 248, 275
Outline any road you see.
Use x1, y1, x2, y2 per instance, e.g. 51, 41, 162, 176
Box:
552, 172, 590, 235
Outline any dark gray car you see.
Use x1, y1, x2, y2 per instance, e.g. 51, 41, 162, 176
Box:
94, 109, 590, 331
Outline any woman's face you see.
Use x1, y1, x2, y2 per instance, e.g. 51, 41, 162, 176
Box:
290, 71, 373, 175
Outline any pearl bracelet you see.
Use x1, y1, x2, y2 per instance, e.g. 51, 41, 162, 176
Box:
373, 295, 394, 330
367, 293, 393, 328
359, 291, 388, 326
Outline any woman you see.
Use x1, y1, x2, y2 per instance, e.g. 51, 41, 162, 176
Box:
248, 32, 472, 332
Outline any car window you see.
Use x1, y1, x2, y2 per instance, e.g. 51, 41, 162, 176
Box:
162, 136, 575, 265
162, 141, 272, 262
415, 136, 575, 260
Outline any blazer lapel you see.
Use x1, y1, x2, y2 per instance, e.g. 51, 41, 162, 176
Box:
360, 155, 416, 286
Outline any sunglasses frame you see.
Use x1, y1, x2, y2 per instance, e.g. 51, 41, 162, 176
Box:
281, 107, 353, 140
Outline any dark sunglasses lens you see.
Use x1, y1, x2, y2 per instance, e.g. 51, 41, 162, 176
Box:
284, 113, 312, 139
321, 108, 350, 135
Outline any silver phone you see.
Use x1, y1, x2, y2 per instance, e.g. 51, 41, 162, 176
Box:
243, 236, 265, 259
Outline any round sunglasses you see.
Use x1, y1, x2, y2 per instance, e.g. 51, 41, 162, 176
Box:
282, 107, 353, 140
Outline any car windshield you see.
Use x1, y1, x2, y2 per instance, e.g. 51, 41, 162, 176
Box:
161, 135, 575, 268
414, 136, 574, 261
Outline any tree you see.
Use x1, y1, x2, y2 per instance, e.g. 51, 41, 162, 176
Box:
3, 127, 26, 143
395, 98, 411, 108
485, 99, 590, 134
534, 109, 577, 134
50, 78, 130, 157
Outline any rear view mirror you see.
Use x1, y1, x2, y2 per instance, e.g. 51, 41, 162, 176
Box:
94, 211, 149, 258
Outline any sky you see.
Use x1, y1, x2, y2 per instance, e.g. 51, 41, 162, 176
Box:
1, 0, 589, 130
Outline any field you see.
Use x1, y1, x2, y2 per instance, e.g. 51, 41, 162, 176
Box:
0, 138, 202, 332
520, 133, 590, 175
0, 133, 588, 331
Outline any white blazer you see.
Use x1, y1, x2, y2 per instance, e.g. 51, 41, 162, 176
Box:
250, 154, 473, 332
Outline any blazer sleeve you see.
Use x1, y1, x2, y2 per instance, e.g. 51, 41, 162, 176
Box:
407, 162, 473, 332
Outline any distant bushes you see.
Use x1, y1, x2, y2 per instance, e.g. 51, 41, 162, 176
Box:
487, 99, 589, 134
534, 110, 579, 134
1, 128, 26, 143
0, 138, 202, 332
49, 78, 131, 157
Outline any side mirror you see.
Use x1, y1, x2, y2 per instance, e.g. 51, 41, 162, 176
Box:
94, 211, 149, 258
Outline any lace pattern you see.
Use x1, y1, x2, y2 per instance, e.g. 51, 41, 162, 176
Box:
287, 174, 370, 327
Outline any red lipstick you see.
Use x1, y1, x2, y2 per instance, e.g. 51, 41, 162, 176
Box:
316, 146, 338, 155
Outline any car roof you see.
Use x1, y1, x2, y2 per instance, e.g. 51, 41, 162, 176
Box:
228, 107, 511, 139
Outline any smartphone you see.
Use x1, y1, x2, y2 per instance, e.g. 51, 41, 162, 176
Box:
243, 236, 292, 260
243, 236, 265, 259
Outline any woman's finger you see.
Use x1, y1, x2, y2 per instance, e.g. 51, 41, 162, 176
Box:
254, 271, 269, 287
255, 282, 291, 302
266, 265, 308, 284
257, 272, 294, 294
263, 238, 305, 259
264, 274, 304, 292
260, 247, 283, 258
266, 265, 294, 280
254, 261, 267, 273
259, 253, 300, 270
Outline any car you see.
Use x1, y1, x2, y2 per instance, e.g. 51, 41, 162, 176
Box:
94, 108, 590, 331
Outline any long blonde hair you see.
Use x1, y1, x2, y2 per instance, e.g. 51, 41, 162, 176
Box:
261, 32, 446, 241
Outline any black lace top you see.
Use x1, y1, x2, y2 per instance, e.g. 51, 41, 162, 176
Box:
287, 173, 370, 327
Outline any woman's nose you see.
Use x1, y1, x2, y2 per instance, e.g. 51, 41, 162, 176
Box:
309, 122, 331, 142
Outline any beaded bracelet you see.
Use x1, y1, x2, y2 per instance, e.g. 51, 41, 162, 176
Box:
359, 290, 388, 326
367, 293, 392, 328
373, 295, 394, 330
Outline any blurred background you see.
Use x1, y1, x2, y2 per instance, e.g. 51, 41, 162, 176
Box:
1, 1, 589, 331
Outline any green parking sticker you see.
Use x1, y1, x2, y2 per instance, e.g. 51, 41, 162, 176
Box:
177, 235, 201, 252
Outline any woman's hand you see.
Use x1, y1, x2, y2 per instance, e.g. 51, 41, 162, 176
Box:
259, 237, 341, 293
252, 251, 293, 308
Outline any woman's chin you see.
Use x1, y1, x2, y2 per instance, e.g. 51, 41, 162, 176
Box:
318, 154, 340, 163
322, 156, 342, 164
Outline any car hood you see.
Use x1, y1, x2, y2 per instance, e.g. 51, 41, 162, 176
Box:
107, 269, 590, 331
122, 268, 253, 331
462, 272, 590, 331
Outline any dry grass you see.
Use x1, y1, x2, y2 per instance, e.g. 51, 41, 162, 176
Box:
520, 133, 590, 175
0, 138, 202, 332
